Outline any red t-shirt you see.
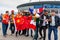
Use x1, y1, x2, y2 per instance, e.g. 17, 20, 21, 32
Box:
2, 14, 9, 24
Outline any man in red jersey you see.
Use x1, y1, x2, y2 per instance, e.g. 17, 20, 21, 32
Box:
2, 11, 9, 37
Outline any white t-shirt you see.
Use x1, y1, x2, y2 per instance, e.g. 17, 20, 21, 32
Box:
42, 16, 46, 26
50, 16, 55, 26
42, 16, 48, 26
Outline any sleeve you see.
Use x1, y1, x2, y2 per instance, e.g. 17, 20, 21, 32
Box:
35, 14, 40, 18
39, 15, 44, 21
58, 16, 60, 26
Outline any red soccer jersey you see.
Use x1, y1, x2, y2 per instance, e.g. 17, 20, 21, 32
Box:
2, 14, 9, 24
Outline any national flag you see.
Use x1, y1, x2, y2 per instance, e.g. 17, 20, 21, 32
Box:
15, 15, 25, 30
23, 16, 29, 29
30, 20, 36, 30
29, 8, 37, 14
29, 8, 34, 14
37, 8, 44, 13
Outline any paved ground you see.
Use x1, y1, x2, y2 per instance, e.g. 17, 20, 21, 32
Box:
0, 22, 60, 40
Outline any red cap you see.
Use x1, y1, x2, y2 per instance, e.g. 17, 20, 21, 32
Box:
11, 10, 14, 12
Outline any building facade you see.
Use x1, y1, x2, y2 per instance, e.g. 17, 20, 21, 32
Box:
17, 1, 60, 14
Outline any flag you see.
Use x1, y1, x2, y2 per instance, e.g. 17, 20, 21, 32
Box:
29, 8, 34, 14
29, 8, 37, 14
23, 16, 29, 29
30, 20, 36, 30
15, 15, 25, 30
37, 8, 44, 13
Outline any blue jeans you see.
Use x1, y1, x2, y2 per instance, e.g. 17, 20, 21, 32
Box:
34, 22, 39, 40
2, 23, 8, 36
48, 26, 58, 40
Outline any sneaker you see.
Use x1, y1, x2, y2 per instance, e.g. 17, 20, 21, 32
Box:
3, 35, 6, 37
39, 36, 43, 39
31, 35, 33, 37
25, 35, 29, 37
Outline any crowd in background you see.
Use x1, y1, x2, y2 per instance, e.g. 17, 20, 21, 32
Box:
1, 9, 60, 40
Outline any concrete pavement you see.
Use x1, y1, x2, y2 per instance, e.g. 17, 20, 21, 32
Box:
0, 22, 60, 40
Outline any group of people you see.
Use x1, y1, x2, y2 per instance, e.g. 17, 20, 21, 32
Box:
1, 9, 60, 40
33, 10, 60, 40
2, 10, 36, 37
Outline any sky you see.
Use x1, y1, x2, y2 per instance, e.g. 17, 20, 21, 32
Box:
0, 0, 60, 14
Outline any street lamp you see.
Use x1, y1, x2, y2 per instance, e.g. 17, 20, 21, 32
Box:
29, 0, 32, 2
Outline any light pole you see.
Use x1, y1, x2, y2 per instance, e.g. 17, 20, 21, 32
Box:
39, 0, 40, 2
29, 0, 32, 3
